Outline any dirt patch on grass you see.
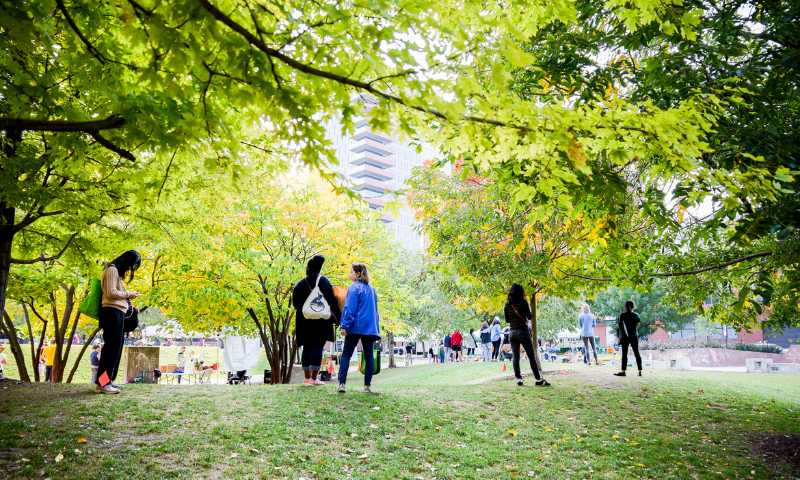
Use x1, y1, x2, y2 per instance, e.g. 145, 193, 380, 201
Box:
750, 432, 800, 476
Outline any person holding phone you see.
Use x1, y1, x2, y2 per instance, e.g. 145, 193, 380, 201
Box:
96, 250, 141, 394
614, 300, 643, 377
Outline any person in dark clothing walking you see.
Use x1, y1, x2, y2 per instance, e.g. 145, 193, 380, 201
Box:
503, 283, 550, 387
614, 300, 643, 377
293, 254, 342, 386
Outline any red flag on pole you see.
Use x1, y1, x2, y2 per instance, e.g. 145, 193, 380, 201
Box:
502, 363, 506, 372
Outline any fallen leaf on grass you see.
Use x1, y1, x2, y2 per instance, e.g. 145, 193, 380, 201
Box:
358, 454, 368, 459
54, 453, 64, 463
373, 407, 380, 410
508, 430, 518, 436
229, 453, 238, 459
248, 448, 260, 453
350, 433, 358, 438
369, 424, 378, 429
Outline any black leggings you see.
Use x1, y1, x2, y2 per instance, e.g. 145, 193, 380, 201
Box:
621, 336, 642, 371
491, 340, 501, 360
509, 328, 541, 380
97, 307, 125, 385
582, 336, 598, 364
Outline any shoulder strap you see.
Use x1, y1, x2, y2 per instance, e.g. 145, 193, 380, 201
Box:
510, 303, 524, 322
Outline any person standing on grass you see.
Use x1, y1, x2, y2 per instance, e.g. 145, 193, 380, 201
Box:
43, 339, 57, 382
96, 250, 142, 394
177, 346, 186, 384
451, 329, 463, 362
89, 344, 101, 384
479, 321, 491, 361
438, 342, 445, 363
614, 300, 643, 377
466, 328, 478, 361
337, 262, 381, 394
428, 345, 435, 364
293, 254, 342, 387
443, 332, 452, 363
405, 344, 413, 366
504, 283, 551, 387
490, 318, 503, 361
579, 304, 600, 366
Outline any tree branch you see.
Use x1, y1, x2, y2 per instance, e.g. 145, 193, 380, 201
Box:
0, 115, 125, 132
10, 232, 78, 264
55, 0, 106, 65
87, 130, 136, 161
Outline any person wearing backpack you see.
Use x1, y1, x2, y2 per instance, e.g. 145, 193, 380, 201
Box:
293, 254, 341, 386
479, 321, 491, 361
337, 262, 381, 394
96, 250, 141, 394
614, 300, 643, 377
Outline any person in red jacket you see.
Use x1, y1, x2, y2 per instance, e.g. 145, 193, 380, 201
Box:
451, 329, 464, 362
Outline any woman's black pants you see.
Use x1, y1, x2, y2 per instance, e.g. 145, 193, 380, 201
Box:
509, 328, 542, 380
621, 336, 642, 371
96, 307, 125, 385
491, 340, 501, 360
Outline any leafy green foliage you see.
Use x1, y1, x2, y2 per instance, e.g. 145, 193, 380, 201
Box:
591, 284, 697, 337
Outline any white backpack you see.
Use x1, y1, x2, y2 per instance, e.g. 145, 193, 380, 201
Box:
302, 275, 331, 320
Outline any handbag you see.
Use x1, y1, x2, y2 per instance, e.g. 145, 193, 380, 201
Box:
302, 275, 331, 320
123, 299, 139, 333
77, 278, 102, 320
359, 348, 381, 375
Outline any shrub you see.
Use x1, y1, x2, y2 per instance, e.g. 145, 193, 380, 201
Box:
638, 339, 784, 354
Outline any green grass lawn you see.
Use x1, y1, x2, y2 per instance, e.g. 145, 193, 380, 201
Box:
1, 361, 799, 479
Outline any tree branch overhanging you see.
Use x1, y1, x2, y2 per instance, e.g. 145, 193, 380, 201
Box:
0, 115, 125, 132
10, 232, 79, 264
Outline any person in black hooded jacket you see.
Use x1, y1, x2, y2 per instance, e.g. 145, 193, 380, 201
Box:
293, 254, 342, 386
503, 283, 550, 387
614, 300, 642, 377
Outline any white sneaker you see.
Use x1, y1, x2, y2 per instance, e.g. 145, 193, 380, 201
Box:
111, 382, 125, 389
98, 385, 120, 394
363, 386, 373, 393
338, 383, 346, 393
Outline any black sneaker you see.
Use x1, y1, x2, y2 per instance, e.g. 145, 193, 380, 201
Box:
638, 371, 642, 376
613, 372, 626, 377
535, 379, 551, 387
517, 378, 524, 387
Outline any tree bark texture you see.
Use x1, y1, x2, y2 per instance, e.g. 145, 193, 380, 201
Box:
387, 331, 396, 368
66, 326, 100, 383
1, 309, 30, 381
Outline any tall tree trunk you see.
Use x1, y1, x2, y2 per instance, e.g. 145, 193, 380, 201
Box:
387, 331, 396, 368
1, 309, 30, 381
22, 303, 40, 382
531, 293, 542, 373
0, 130, 21, 343
66, 326, 100, 383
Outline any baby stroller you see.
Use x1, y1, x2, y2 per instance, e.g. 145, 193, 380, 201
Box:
227, 369, 251, 385
498, 328, 514, 361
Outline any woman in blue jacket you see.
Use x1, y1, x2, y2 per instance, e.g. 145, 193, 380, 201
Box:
578, 304, 599, 365
337, 262, 381, 393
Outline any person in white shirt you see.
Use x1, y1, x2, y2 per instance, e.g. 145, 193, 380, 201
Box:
0, 343, 7, 379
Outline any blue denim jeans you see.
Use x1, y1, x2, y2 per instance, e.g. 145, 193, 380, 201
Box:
301, 339, 327, 371
337, 334, 375, 387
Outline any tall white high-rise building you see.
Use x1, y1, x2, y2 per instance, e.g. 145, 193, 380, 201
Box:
323, 95, 439, 251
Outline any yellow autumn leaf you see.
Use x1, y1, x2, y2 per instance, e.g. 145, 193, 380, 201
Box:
76, 438, 87, 444
508, 430, 517, 436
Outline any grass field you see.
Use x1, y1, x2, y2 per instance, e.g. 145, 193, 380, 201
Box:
1, 361, 799, 479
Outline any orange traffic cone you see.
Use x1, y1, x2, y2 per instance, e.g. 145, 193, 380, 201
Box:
328, 361, 335, 374
502, 363, 507, 372
358, 360, 362, 372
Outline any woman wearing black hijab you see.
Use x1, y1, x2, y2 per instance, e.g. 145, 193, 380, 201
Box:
503, 283, 551, 387
292, 254, 342, 386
